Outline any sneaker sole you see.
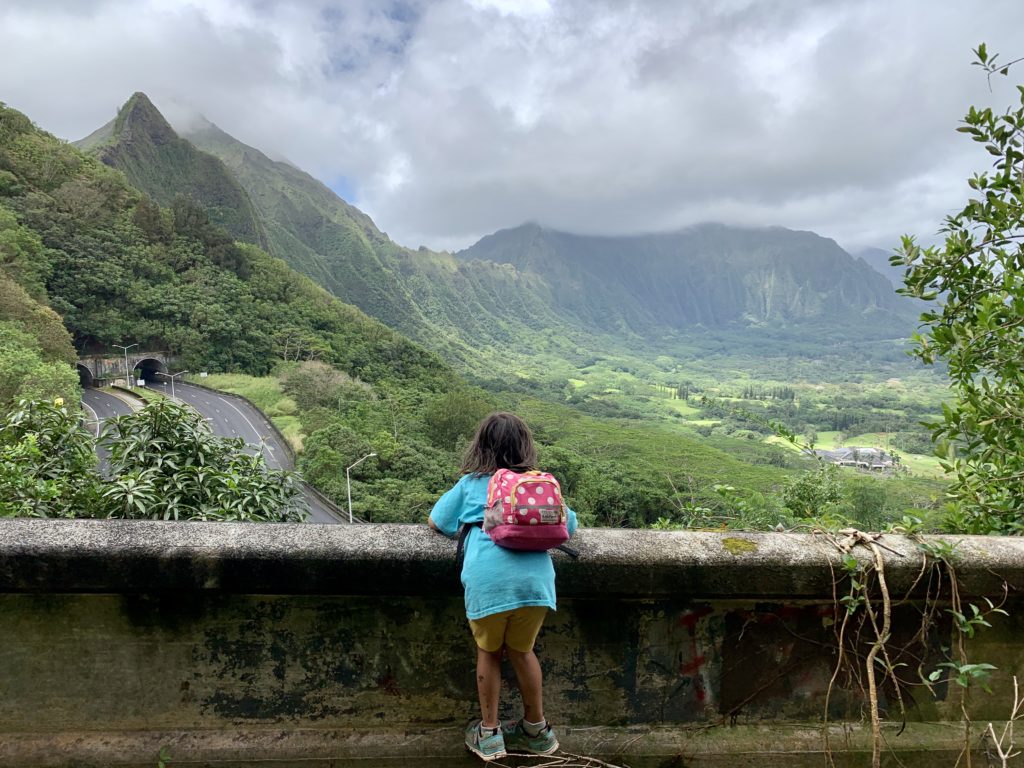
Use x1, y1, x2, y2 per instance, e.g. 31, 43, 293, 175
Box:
528, 741, 560, 756
466, 743, 508, 762
507, 739, 559, 756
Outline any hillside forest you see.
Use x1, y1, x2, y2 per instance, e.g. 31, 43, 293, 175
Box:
0, 89, 966, 532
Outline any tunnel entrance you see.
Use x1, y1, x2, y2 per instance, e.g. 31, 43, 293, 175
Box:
135, 358, 168, 386
76, 364, 94, 388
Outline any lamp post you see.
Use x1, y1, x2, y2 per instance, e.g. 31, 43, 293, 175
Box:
112, 343, 138, 389
158, 370, 190, 400
346, 452, 377, 524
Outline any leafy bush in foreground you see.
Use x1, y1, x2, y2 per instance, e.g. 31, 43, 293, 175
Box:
0, 399, 305, 522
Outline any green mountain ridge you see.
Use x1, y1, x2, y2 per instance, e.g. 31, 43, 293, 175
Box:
77, 93, 918, 382
74, 93, 266, 248
175, 105, 917, 345
0, 98, 451, 390
459, 223, 915, 334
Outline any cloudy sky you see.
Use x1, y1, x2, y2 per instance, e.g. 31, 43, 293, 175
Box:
2, 0, 1022, 252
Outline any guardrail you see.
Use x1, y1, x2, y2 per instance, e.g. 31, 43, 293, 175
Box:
1, 522, 1021, 766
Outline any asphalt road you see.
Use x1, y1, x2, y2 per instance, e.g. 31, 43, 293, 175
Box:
80, 388, 137, 474
80, 387, 135, 433
149, 380, 346, 524
81, 384, 346, 524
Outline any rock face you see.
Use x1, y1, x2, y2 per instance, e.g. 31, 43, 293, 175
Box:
458, 222, 916, 333
76, 93, 266, 247
77, 94, 917, 369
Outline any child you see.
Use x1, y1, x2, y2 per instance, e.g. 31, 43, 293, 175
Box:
429, 411, 578, 762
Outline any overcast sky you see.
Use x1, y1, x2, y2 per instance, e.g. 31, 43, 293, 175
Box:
2, 0, 1022, 253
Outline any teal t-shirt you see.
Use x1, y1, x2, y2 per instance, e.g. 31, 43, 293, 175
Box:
430, 473, 579, 620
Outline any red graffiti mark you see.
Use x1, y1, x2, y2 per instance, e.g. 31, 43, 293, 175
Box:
676, 606, 713, 633
680, 655, 706, 676
673, 606, 714, 705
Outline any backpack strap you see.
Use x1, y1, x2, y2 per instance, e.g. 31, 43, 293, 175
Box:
455, 521, 482, 570
455, 521, 579, 565
555, 543, 580, 558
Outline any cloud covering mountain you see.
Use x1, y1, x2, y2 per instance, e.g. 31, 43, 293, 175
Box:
2, 0, 1022, 252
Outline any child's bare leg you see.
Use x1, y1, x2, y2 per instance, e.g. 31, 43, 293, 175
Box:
476, 647, 503, 728
506, 648, 544, 724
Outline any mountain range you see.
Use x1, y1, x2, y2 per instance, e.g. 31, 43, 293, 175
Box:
74, 93, 917, 375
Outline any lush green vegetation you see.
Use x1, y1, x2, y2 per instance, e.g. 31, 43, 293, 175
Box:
896, 45, 1024, 534
0, 93, 955, 532
0, 399, 303, 521
204, 361, 946, 531
0, 208, 79, 408
1, 99, 453, 389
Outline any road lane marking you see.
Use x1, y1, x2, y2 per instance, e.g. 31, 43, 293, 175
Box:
219, 396, 279, 468
81, 400, 101, 437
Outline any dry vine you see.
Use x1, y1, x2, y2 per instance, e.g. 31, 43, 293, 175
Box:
818, 529, 901, 768
815, 529, 1009, 768
984, 676, 1022, 767
488, 752, 630, 768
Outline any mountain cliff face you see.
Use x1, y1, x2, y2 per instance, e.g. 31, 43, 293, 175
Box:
75, 93, 266, 247
180, 119, 431, 335
181, 115, 915, 343
2, 99, 449, 388
75, 93, 917, 375
459, 223, 914, 334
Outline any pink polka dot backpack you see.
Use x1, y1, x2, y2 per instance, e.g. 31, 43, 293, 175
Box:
483, 469, 570, 552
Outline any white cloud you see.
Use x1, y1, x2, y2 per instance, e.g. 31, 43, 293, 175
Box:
1, 0, 1022, 253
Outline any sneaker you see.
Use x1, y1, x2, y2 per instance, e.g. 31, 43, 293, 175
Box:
465, 721, 507, 762
503, 719, 559, 755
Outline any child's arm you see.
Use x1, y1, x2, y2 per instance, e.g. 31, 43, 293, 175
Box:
428, 477, 465, 538
566, 505, 580, 537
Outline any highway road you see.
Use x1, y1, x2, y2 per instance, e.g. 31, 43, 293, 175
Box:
80, 387, 135, 433
81, 383, 346, 524
80, 388, 137, 473
147, 379, 346, 524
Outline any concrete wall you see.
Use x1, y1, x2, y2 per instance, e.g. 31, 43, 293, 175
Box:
2, 520, 1023, 767
77, 352, 173, 382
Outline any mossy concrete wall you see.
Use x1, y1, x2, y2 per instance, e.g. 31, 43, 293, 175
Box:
2, 520, 1023, 767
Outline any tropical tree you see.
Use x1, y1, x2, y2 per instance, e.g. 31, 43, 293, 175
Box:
0, 398, 305, 522
0, 399, 98, 518
896, 44, 1024, 533
100, 399, 306, 521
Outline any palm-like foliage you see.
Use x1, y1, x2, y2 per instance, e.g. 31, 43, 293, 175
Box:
0, 398, 305, 522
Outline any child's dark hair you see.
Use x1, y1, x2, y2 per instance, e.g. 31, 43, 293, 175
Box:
461, 412, 538, 475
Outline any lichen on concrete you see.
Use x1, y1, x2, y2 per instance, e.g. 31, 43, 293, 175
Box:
722, 537, 759, 555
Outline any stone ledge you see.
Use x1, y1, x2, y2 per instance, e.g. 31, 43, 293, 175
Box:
0, 722, 994, 768
1, 519, 1022, 598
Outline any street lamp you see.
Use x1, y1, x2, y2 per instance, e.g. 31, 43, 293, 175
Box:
346, 452, 377, 524
157, 370, 190, 400
112, 343, 138, 390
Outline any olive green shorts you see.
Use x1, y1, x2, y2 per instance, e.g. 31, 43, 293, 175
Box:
468, 606, 548, 653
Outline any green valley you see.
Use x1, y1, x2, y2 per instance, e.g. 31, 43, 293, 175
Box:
0, 91, 955, 532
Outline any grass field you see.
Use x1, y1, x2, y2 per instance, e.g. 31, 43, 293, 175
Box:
663, 398, 702, 417
765, 432, 946, 479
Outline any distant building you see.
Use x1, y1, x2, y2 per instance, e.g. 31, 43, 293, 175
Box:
811, 447, 896, 471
